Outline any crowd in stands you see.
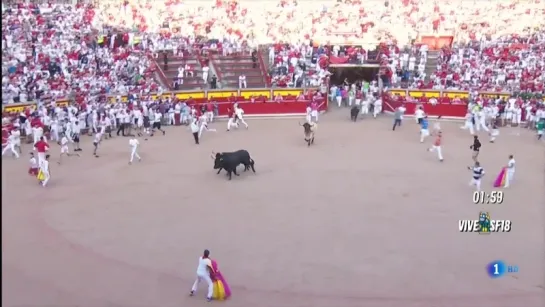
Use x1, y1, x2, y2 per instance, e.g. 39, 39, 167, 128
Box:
2, 0, 545, 106
429, 32, 545, 93
1, 3, 161, 105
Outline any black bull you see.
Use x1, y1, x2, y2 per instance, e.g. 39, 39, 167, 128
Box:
211, 150, 256, 180
301, 123, 315, 146
350, 106, 360, 122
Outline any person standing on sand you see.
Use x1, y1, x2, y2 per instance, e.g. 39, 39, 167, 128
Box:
190, 249, 214, 302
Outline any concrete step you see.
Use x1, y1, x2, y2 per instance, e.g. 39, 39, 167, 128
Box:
163, 70, 204, 77
216, 63, 258, 70
218, 70, 263, 77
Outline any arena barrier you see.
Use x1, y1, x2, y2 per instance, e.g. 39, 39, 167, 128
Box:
1, 88, 328, 117
383, 88, 512, 120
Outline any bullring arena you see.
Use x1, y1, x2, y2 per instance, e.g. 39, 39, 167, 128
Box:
2, 110, 544, 307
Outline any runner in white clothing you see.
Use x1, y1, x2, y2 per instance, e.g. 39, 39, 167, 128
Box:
198, 117, 216, 138
128, 138, 141, 164
40, 154, 51, 187
190, 249, 214, 301
2, 134, 20, 158
235, 106, 249, 129
93, 132, 103, 157
58, 134, 79, 164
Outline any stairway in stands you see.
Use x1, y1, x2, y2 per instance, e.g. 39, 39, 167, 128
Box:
210, 54, 267, 88
424, 50, 441, 80
157, 51, 207, 91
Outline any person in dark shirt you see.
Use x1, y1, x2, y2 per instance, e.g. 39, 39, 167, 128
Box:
163, 51, 168, 70
251, 50, 258, 68
210, 75, 217, 89
470, 135, 481, 162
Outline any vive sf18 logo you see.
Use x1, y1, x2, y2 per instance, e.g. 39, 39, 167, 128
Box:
459, 212, 512, 233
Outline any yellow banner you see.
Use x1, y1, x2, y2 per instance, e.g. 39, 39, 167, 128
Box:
208, 91, 237, 98
174, 92, 205, 99
240, 90, 271, 99
408, 90, 440, 98
272, 90, 302, 97
481, 93, 510, 100
3, 103, 36, 113
389, 90, 406, 96
444, 91, 469, 99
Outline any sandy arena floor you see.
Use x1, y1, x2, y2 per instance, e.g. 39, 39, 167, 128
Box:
2, 109, 544, 307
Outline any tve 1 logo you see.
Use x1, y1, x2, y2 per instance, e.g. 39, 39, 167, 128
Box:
486, 260, 519, 278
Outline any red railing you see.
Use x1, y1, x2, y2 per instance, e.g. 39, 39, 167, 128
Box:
208, 53, 223, 83
257, 49, 271, 87
151, 57, 171, 90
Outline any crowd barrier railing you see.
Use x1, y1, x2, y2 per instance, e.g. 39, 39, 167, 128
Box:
383, 88, 513, 120
387, 88, 511, 100
2, 87, 328, 117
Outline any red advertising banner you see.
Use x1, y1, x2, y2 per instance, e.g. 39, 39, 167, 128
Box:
329, 55, 349, 64
420, 35, 454, 50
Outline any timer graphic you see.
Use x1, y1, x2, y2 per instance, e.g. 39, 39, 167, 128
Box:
486, 260, 519, 278
473, 191, 504, 204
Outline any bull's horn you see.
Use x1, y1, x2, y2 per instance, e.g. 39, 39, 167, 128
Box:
211, 151, 216, 155
210, 154, 215, 159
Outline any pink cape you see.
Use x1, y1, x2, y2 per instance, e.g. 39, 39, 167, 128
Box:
493, 167, 506, 188
210, 259, 231, 300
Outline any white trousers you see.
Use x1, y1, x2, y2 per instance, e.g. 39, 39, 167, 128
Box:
206, 111, 214, 122
203, 72, 208, 83
37, 152, 46, 165
2, 143, 19, 158
311, 110, 319, 122
429, 145, 443, 160
361, 104, 369, 114
41, 170, 51, 186
191, 273, 214, 299
238, 117, 248, 128
420, 129, 430, 142
505, 170, 515, 187
461, 121, 475, 135
130, 148, 141, 163
469, 178, 481, 191
373, 105, 381, 118
199, 124, 216, 138
50, 129, 59, 142
336, 96, 342, 107
227, 118, 238, 130
239, 80, 247, 88
478, 119, 489, 132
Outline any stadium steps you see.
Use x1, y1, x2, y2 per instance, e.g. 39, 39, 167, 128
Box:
210, 54, 267, 88
157, 52, 207, 91
424, 50, 441, 80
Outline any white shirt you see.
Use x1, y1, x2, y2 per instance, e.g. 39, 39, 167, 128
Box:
507, 158, 515, 172
40, 159, 49, 172
235, 108, 244, 117
60, 136, 68, 146
129, 138, 139, 148
190, 121, 199, 133
154, 112, 162, 123
29, 157, 38, 169
196, 257, 212, 275
94, 132, 102, 143
415, 109, 425, 119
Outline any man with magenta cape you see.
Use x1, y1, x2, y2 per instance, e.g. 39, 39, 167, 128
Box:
210, 258, 232, 301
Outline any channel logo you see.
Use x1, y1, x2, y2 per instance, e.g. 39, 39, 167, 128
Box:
486, 260, 519, 278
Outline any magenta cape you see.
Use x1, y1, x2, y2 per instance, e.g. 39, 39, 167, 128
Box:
210, 259, 231, 300
493, 167, 507, 188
